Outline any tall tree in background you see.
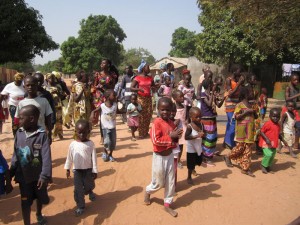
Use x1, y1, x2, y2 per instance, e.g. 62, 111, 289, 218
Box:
61, 15, 126, 73
169, 27, 197, 58
0, 0, 59, 64
34, 58, 65, 73
196, 0, 300, 66
120, 48, 155, 71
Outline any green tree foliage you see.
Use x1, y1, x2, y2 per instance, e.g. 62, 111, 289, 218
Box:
1, 61, 34, 73
169, 27, 197, 58
119, 48, 156, 71
61, 15, 126, 74
0, 0, 59, 64
34, 58, 65, 74
196, 0, 300, 66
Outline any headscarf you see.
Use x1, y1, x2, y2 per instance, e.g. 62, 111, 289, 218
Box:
46, 73, 54, 79
137, 59, 147, 73
14, 72, 25, 81
182, 69, 190, 75
52, 71, 61, 79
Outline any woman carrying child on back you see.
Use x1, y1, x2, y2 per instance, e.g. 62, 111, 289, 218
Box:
224, 86, 257, 177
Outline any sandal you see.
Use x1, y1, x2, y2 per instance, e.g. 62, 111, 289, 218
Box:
75, 208, 85, 217
36, 214, 47, 225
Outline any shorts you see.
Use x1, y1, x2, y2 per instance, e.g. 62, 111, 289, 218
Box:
186, 152, 203, 170
102, 128, 116, 151
260, 107, 266, 115
127, 116, 139, 127
19, 181, 49, 207
283, 133, 294, 147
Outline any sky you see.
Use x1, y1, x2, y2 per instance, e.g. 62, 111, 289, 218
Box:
25, 0, 202, 65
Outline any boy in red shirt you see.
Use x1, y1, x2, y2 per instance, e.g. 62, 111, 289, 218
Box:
144, 97, 183, 217
259, 108, 288, 173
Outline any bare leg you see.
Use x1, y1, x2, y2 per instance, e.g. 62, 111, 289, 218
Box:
144, 191, 151, 205
288, 146, 297, 158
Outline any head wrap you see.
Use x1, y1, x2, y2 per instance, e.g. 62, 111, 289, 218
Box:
14, 72, 25, 81
137, 59, 147, 73
52, 71, 61, 79
46, 73, 55, 79
160, 63, 166, 70
182, 69, 190, 75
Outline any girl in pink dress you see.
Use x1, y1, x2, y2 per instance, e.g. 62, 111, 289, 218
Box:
178, 73, 195, 119
158, 76, 173, 98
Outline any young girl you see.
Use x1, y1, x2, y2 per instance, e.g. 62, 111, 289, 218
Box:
127, 93, 142, 141
185, 107, 204, 184
259, 87, 268, 120
259, 108, 289, 174
173, 90, 186, 169
178, 73, 195, 119
64, 119, 98, 216
91, 89, 117, 162
200, 79, 218, 166
277, 101, 297, 158
158, 76, 173, 98
224, 87, 257, 177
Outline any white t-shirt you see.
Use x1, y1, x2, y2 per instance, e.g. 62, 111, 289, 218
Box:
15, 96, 53, 129
64, 140, 98, 173
127, 103, 142, 117
1, 82, 25, 106
100, 102, 117, 129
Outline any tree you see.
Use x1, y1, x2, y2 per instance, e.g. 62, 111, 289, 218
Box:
2, 61, 34, 73
0, 0, 59, 64
34, 57, 65, 73
169, 27, 197, 58
61, 15, 126, 73
196, 0, 300, 66
119, 48, 156, 71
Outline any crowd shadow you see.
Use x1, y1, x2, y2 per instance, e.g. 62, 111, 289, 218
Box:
44, 186, 143, 225
52, 157, 67, 169
117, 151, 152, 163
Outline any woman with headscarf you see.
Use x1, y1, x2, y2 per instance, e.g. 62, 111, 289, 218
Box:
131, 59, 155, 138
0, 73, 25, 135
45, 73, 64, 140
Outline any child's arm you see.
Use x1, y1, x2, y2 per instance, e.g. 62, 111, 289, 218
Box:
196, 84, 202, 100
157, 86, 164, 97
38, 133, 52, 189
279, 133, 288, 147
64, 145, 73, 179
203, 93, 214, 107
185, 125, 204, 140
150, 121, 182, 146
259, 130, 272, 147
91, 143, 98, 179
90, 107, 101, 124
280, 112, 287, 132
215, 95, 226, 108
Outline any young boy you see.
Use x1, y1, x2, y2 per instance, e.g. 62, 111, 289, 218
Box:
144, 97, 183, 217
64, 119, 98, 216
259, 108, 289, 174
15, 76, 53, 144
10, 105, 52, 225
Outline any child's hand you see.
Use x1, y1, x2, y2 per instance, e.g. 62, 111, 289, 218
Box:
66, 170, 71, 179
139, 88, 144, 93
92, 173, 97, 180
169, 127, 182, 139
198, 131, 205, 138
265, 138, 272, 147
37, 178, 48, 190
174, 119, 180, 127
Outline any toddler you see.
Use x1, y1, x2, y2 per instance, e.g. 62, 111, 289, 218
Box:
127, 93, 142, 141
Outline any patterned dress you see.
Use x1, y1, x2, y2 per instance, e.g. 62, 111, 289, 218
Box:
72, 82, 92, 123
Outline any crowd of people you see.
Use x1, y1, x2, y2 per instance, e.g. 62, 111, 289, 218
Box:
0, 59, 299, 223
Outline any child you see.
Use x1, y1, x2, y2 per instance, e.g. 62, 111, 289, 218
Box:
200, 79, 218, 166
144, 97, 182, 217
223, 87, 257, 177
172, 90, 186, 169
127, 93, 142, 141
185, 107, 205, 184
64, 119, 98, 216
0, 149, 13, 197
259, 87, 268, 120
277, 101, 297, 158
178, 73, 195, 119
90, 89, 117, 162
259, 108, 289, 174
14, 76, 53, 144
158, 76, 173, 98
10, 105, 52, 225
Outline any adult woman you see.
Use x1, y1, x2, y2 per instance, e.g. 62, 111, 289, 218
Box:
131, 60, 155, 138
0, 73, 25, 135
223, 65, 244, 149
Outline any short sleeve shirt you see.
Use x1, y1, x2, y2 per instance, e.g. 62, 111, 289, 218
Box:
1, 82, 25, 106
259, 120, 280, 148
127, 103, 142, 117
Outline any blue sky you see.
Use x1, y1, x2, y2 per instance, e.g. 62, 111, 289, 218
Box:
25, 0, 202, 65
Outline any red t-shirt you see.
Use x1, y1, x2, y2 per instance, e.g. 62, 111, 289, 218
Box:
259, 94, 267, 109
150, 118, 177, 153
134, 75, 153, 97
259, 120, 281, 148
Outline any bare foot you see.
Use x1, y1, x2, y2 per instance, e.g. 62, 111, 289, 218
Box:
164, 206, 178, 217
144, 192, 151, 205
290, 152, 297, 158
187, 178, 193, 185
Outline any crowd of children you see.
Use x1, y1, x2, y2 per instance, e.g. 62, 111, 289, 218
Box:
0, 63, 299, 223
